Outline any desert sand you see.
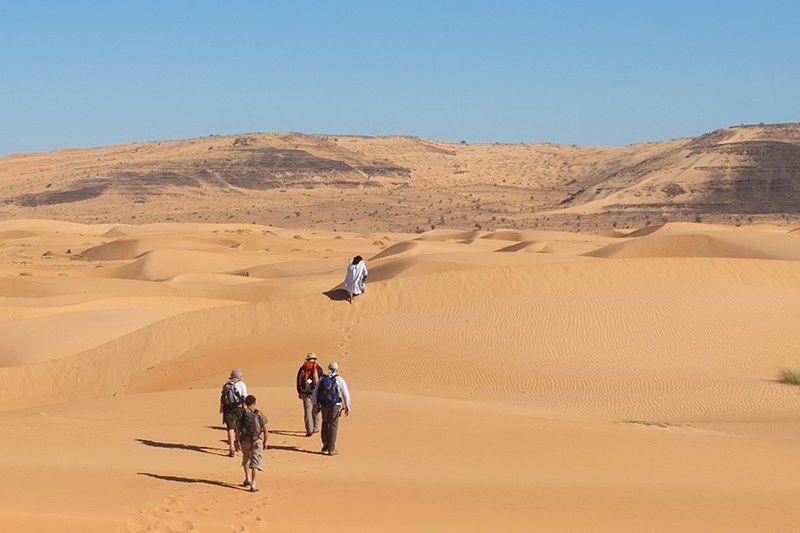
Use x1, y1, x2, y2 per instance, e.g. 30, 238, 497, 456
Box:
1, 219, 800, 531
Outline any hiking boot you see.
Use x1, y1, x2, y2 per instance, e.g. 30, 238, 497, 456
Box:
242, 480, 251, 487
305, 432, 313, 437
250, 485, 259, 493
228, 449, 235, 457
328, 450, 338, 456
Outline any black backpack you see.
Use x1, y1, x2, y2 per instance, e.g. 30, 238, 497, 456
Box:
317, 375, 341, 407
220, 381, 241, 408
239, 409, 263, 440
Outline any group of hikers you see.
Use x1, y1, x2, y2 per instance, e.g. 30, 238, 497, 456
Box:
219, 357, 352, 492
216, 256, 364, 492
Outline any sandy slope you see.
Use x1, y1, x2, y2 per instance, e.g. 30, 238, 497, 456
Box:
2, 123, 800, 232
1, 220, 800, 531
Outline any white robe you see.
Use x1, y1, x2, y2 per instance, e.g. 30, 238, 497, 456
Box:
344, 260, 368, 296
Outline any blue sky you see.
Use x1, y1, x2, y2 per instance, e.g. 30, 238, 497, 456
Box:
1, 1, 798, 155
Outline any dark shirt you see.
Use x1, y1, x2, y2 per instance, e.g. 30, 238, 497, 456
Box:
296, 364, 324, 395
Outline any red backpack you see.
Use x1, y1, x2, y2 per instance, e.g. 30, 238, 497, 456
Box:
300, 363, 319, 393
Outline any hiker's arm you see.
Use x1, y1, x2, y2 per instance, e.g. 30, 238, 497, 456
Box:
262, 424, 269, 450
339, 377, 351, 415
296, 368, 303, 397
311, 379, 320, 407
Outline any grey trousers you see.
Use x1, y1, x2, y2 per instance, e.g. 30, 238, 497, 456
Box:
321, 405, 341, 452
301, 395, 319, 434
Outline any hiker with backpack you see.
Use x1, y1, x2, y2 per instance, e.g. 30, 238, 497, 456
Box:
312, 361, 351, 456
220, 369, 248, 457
297, 353, 324, 436
343, 255, 368, 303
236, 395, 269, 492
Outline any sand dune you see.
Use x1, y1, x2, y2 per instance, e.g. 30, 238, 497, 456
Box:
82, 235, 239, 261
2, 220, 800, 531
588, 229, 800, 260
494, 239, 550, 253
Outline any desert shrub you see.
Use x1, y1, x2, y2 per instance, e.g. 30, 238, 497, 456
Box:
620, 420, 686, 428
779, 368, 800, 385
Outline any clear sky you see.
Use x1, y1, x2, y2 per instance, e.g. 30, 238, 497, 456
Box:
1, 1, 798, 155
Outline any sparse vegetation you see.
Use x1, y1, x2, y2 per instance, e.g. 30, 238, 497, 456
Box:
619, 420, 688, 429
779, 368, 800, 385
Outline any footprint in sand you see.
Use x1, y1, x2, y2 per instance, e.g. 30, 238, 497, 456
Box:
167, 518, 196, 532
125, 514, 150, 533
231, 516, 268, 532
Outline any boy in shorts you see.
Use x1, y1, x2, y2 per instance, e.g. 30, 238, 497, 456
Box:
237, 395, 269, 492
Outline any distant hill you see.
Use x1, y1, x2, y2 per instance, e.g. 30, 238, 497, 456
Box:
1, 124, 799, 231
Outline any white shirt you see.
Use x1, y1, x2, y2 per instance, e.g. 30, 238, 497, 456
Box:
344, 260, 368, 296
311, 374, 351, 410
233, 380, 248, 400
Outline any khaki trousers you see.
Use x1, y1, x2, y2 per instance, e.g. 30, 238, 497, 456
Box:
301, 395, 319, 434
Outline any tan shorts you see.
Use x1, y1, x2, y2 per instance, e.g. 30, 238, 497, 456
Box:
241, 438, 264, 470
222, 406, 243, 430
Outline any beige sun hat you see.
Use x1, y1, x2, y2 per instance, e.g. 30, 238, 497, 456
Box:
306, 352, 318, 361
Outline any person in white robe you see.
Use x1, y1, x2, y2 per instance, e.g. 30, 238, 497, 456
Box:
343, 255, 368, 302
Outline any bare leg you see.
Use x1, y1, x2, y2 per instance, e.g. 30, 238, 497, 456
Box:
227, 429, 236, 454
250, 468, 258, 491
242, 464, 250, 484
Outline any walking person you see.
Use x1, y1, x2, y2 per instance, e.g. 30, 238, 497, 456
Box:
343, 255, 368, 303
237, 395, 269, 492
297, 353, 324, 436
312, 361, 351, 456
220, 369, 247, 457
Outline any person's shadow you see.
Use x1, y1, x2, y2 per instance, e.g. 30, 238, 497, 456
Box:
322, 288, 350, 301
135, 438, 229, 457
268, 444, 323, 455
269, 429, 307, 437
138, 472, 242, 490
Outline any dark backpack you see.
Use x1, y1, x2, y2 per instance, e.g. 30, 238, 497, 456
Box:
239, 409, 263, 441
317, 375, 341, 407
220, 381, 241, 408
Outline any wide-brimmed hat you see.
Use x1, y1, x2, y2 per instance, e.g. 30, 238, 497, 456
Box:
306, 353, 318, 361
230, 368, 243, 379
328, 361, 339, 373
